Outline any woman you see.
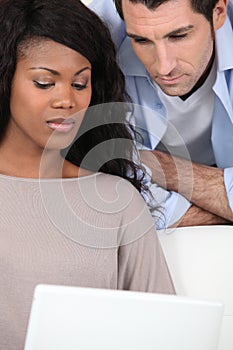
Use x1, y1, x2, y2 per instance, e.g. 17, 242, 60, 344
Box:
0, 0, 174, 348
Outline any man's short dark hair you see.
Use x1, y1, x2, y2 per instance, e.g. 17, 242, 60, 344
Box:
114, 0, 219, 23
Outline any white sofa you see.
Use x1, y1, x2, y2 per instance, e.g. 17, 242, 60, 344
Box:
158, 225, 233, 350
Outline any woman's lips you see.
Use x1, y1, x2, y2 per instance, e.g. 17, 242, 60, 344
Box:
46, 118, 75, 133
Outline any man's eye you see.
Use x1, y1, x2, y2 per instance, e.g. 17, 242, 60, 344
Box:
71, 83, 87, 91
130, 37, 149, 45
33, 81, 54, 89
132, 37, 149, 45
170, 34, 188, 41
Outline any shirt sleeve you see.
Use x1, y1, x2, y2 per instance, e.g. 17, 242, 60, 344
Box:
141, 165, 192, 230
118, 227, 175, 294
88, 0, 126, 49
224, 167, 233, 211
117, 188, 175, 294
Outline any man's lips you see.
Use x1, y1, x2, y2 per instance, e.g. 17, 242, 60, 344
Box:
156, 74, 185, 85
46, 118, 75, 133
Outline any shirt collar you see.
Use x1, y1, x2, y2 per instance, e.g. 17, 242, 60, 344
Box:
118, 36, 149, 77
215, 11, 233, 72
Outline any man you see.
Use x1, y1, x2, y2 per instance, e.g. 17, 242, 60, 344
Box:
89, 0, 233, 228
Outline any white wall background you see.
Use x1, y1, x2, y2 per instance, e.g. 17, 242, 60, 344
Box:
81, 0, 92, 5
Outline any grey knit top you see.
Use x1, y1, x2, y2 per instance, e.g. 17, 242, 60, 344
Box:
0, 172, 174, 349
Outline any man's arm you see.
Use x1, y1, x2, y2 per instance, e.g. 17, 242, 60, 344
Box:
174, 204, 231, 227
140, 149, 233, 223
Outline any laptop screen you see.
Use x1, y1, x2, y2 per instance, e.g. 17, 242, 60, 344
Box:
24, 284, 224, 350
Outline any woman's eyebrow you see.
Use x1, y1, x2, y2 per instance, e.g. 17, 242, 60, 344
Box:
29, 66, 91, 76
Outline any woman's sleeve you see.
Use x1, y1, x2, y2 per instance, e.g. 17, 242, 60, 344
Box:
117, 188, 175, 294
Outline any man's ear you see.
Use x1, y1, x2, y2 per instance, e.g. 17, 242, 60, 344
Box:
213, 0, 228, 30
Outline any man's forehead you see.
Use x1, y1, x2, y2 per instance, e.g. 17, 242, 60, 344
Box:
122, 0, 196, 35
121, 0, 192, 9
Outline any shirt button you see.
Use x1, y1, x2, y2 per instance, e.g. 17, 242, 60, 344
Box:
155, 103, 163, 109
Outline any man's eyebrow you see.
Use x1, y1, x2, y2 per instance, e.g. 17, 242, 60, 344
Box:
126, 32, 146, 40
165, 25, 194, 38
29, 66, 91, 75
127, 25, 194, 40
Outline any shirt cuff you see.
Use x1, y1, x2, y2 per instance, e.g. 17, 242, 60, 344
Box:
224, 167, 233, 212
150, 186, 192, 230
141, 164, 191, 230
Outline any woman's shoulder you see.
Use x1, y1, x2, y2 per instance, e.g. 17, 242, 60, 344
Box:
76, 172, 149, 216
93, 172, 142, 199
95, 173, 154, 227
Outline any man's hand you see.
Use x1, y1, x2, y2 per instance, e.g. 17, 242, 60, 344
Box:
140, 150, 233, 225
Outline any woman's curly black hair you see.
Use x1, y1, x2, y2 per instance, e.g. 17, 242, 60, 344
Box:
0, 0, 147, 193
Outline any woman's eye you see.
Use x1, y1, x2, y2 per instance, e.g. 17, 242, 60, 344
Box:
33, 80, 54, 89
71, 82, 88, 91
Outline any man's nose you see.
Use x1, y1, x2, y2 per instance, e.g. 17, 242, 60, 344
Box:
152, 43, 177, 76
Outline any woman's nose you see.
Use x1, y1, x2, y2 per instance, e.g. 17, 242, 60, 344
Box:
51, 85, 75, 109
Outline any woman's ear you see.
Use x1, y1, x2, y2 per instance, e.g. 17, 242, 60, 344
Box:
213, 0, 228, 30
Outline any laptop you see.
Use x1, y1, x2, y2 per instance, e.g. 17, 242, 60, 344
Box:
24, 284, 224, 350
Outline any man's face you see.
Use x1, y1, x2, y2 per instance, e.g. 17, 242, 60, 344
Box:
122, 0, 226, 96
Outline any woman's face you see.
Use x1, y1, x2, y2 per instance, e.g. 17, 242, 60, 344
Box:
8, 39, 92, 152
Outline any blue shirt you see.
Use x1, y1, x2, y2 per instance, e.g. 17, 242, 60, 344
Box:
90, 0, 233, 229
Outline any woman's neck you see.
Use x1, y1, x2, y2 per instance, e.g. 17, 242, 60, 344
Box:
0, 140, 78, 178
0, 134, 94, 179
